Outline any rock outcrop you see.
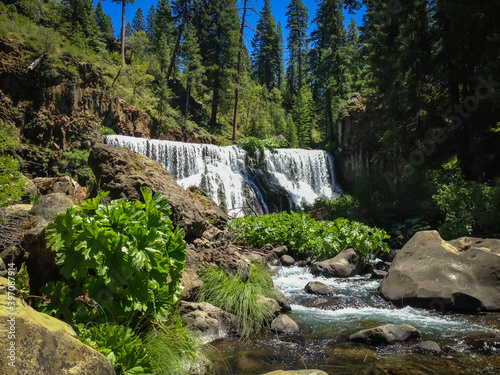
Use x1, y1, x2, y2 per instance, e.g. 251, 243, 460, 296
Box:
350, 324, 421, 345
88, 143, 208, 241
0, 278, 115, 374
310, 246, 365, 278
379, 230, 500, 311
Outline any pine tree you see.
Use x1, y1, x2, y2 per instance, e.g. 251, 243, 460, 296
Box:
152, 0, 174, 74
108, 0, 136, 65
145, 5, 156, 40
95, 0, 114, 39
132, 7, 145, 33
310, 0, 346, 141
198, 0, 240, 130
293, 86, 313, 148
63, 0, 97, 39
251, 0, 280, 91
276, 21, 285, 91
285, 0, 309, 95
182, 23, 205, 125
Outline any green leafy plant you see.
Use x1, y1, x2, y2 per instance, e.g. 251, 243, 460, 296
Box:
38, 188, 187, 326
29, 194, 41, 204
196, 263, 277, 338
100, 126, 117, 135
390, 218, 431, 243
63, 149, 91, 170
228, 212, 390, 261
13, 262, 30, 300
79, 323, 152, 374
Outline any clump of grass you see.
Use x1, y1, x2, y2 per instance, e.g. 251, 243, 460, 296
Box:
196, 263, 277, 337
145, 321, 199, 375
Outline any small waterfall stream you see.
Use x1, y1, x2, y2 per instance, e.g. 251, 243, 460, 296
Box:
103, 135, 340, 216
212, 266, 500, 375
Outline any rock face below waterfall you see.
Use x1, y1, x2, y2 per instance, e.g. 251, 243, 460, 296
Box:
88, 144, 208, 241
379, 230, 500, 311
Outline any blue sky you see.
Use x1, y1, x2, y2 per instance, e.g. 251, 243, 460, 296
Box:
94, 0, 365, 50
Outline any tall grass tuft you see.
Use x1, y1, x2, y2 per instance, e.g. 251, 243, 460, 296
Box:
196, 263, 277, 337
145, 321, 200, 375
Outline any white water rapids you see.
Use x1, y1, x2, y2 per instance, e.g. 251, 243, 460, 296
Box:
103, 135, 340, 216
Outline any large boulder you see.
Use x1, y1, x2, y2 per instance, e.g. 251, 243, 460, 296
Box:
88, 143, 208, 241
179, 301, 239, 344
379, 231, 500, 311
260, 371, 329, 375
32, 176, 88, 204
310, 246, 365, 278
349, 324, 421, 345
0, 278, 115, 374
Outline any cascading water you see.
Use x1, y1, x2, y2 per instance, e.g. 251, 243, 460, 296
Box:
103, 135, 340, 216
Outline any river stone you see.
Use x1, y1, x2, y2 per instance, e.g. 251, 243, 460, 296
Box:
305, 281, 334, 295
272, 245, 288, 257
271, 314, 300, 333
280, 255, 295, 267
379, 230, 500, 311
256, 295, 281, 315
350, 324, 421, 345
260, 371, 329, 375
416, 340, 443, 353
310, 246, 365, 278
0, 278, 115, 374
371, 269, 387, 279
274, 290, 292, 312
179, 301, 240, 344
88, 144, 208, 241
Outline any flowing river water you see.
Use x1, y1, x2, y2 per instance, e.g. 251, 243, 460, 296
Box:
211, 266, 500, 374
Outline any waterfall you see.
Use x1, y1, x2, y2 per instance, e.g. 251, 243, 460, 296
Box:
103, 135, 340, 216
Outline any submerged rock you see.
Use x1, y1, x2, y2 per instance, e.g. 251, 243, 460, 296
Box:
271, 314, 300, 334
379, 230, 500, 311
310, 246, 365, 278
415, 340, 443, 354
304, 281, 335, 296
349, 323, 421, 345
0, 278, 115, 374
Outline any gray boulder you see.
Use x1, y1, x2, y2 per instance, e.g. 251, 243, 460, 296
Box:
310, 246, 365, 278
350, 324, 421, 345
280, 255, 295, 267
271, 314, 299, 334
305, 281, 334, 296
379, 230, 500, 311
179, 301, 239, 344
274, 290, 292, 312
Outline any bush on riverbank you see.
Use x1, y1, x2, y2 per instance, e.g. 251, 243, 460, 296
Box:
228, 212, 390, 260
196, 263, 277, 338
36, 188, 199, 374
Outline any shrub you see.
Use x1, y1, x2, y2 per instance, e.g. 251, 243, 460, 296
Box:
38, 187, 186, 326
302, 194, 363, 222
0, 123, 26, 207
79, 323, 152, 374
196, 264, 277, 338
433, 174, 500, 239
100, 126, 117, 135
239, 136, 287, 153
228, 212, 390, 261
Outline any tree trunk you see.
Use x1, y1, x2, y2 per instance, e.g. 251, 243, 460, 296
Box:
211, 78, 220, 130
120, 0, 126, 65
185, 77, 191, 126
232, 0, 248, 143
